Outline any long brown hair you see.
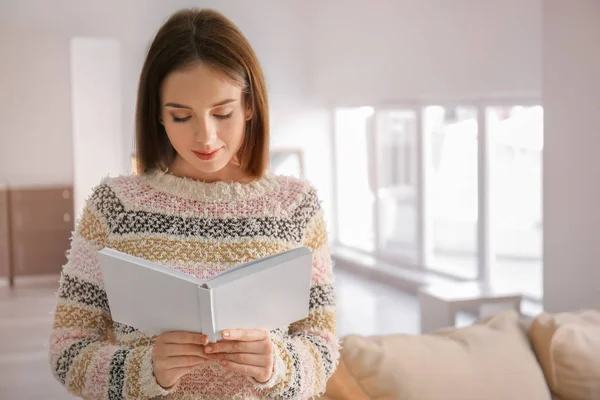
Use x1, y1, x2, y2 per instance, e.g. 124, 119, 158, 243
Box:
135, 8, 269, 178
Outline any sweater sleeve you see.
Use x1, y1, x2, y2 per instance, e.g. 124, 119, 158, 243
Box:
48, 190, 173, 400
253, 186, 340, 398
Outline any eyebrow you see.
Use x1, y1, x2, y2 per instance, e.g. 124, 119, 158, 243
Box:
164, 99, 237, 109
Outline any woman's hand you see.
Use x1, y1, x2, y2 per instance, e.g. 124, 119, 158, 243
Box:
152, 331, 213, 389
204, 329, 274, 383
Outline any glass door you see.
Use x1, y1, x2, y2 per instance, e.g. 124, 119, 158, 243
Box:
423, 106, 479, 279
487, 105, 543, 298
374, 109, 419, 262
334, 107, 376, 252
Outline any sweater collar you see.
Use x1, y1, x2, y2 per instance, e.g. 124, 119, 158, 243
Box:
139, 169, 281, 202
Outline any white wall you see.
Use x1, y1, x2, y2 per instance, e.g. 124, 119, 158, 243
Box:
543, 0, 600, 312
70, 38, 123, 217
0, 0, 157, 188
310, 0, 542, 104
0, 24, 73, 187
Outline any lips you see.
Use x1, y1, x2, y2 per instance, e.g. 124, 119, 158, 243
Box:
192, 148, 222, 161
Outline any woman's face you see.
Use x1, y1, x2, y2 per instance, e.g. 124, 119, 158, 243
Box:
160, 63, 251, 180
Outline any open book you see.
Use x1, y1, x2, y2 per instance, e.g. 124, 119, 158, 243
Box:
98, 247, 313, 343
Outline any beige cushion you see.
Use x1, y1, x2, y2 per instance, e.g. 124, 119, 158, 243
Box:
319, 357, 370, 400
529, 309, 600, 400
330, 310, 550, 400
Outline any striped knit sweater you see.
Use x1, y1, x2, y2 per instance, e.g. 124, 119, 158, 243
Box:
48, 169, 339, 400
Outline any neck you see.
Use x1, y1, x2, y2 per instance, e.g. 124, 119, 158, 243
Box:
167, 156, 254, 183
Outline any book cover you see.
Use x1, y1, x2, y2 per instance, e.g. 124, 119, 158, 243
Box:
98, 247, 313, 342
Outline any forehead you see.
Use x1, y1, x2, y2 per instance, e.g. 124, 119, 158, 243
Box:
161, 63, 243, 107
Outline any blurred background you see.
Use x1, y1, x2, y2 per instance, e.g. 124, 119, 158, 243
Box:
1, 0, 599, 398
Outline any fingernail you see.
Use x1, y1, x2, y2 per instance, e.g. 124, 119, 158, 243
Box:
205, 346, 212, 353
223, 331, 230, 337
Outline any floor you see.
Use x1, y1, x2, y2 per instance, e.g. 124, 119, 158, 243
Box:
0, 280, 69, 400
335, 268, 477, 337
0, 269, 476, 400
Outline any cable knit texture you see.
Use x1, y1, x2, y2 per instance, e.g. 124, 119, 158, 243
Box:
49, 169, 339, 400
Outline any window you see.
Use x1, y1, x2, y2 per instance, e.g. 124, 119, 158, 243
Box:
375, 110, 418, 262
424, 106, 478, 279
488, 105, 543, 298
332, 101, 543, 300
334, 107, 375, 252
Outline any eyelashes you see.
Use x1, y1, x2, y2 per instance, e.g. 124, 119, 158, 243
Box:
172, 116, 191, 123
214, 113, 233, 121
171, 113, 233, 123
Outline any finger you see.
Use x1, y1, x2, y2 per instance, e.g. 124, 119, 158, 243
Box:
160, 355, 210, 369
163, 344, 211, 358
218, 359, 269, 381
221, 329, 269, 342
161, 331, 207, 345
208, 352, 270, 367
205, 340, 271, 355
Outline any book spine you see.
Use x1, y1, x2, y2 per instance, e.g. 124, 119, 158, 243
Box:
197, 286, 218, 342
208, 289, 219, 342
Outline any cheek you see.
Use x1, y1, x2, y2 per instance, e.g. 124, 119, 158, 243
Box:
219, 117, 246, 148
164, 124, 193, 149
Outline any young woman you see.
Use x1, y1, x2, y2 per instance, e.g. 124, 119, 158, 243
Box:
49, 8, 338, 400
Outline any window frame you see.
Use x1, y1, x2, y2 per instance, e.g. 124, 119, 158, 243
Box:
330, 97, 543, 299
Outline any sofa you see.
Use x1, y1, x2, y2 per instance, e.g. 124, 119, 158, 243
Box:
319, 309, 600, 400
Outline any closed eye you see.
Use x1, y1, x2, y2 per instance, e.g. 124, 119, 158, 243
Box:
214, 113, 233, 120
172, 116, 191, 123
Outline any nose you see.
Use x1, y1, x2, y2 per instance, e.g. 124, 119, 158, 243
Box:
193, 116, 217, 146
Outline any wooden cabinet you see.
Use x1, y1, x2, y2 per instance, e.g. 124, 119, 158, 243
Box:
0, 188, 9, 280
10, 188, 73, 233
7, 186, 74, 282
